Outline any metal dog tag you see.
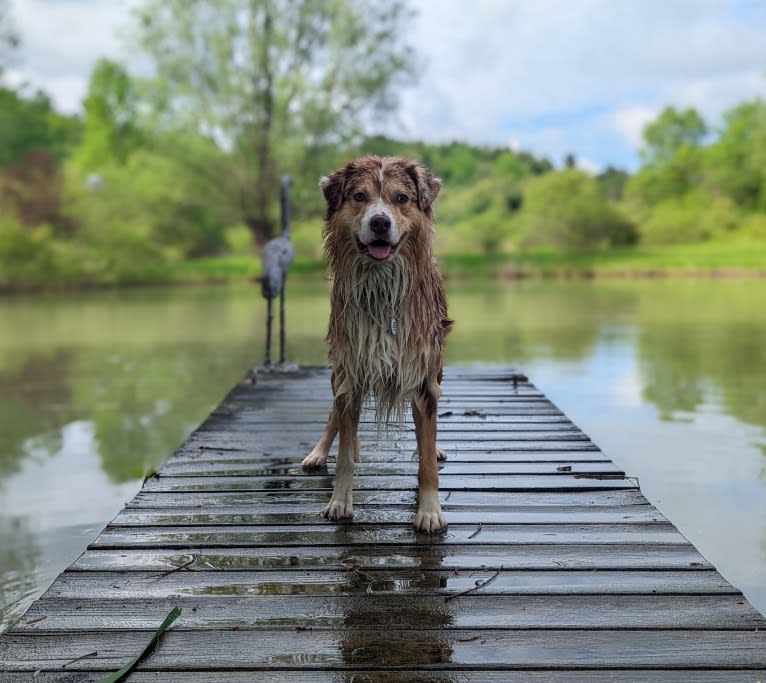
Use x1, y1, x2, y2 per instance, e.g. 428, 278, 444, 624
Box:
390, 316, 398, 336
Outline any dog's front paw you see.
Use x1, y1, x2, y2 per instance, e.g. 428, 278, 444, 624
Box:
302, 446, 328, 470
323, 492, 353, 520
414, 504, 447, 533
415, 488, 446, 532
412, 446, 448, 462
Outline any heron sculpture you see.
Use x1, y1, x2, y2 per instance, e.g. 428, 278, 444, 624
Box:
260, 175, 295, 367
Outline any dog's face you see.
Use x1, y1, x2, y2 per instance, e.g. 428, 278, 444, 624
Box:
320, 156, 442, 263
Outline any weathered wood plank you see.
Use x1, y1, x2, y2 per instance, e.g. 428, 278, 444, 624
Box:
128, 488, 651, 508
139, 474, 632, 493
158, 460, 622, 477
4, 671, 762, 683
89, 523, 685, 549
182, 439, 603, 454
111, 505, 666, 526
3, 629, 766, 671
14, 594, 765, 632
41, 569, 736, 599
71, 543, 710, 572
172, 449, 611, 463
213, 414, 574, 425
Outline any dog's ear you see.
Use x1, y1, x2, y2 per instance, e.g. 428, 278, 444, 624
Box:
407, 163, 442, 217
319, 169, 346, 215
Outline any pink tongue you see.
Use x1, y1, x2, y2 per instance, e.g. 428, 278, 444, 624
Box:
368, 243, 393, 260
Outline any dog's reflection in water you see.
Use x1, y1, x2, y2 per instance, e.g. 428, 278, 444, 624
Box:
337, 542, 456, 680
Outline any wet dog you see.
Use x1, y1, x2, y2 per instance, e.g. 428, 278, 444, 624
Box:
301, 155, 452, 533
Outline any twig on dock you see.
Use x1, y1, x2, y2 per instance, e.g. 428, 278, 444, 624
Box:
144, 555, 196, 581
445, 566, 503, 602
468, 522, 483, 539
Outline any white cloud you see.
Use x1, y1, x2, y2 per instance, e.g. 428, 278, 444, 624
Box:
613, 106, 658, 150
9, 0, 133, 113
576, 156, 602, 175
6, 0, 766, 167
403, 0, 766, 164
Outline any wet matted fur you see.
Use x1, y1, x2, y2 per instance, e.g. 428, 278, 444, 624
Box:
302, 155, 453, 532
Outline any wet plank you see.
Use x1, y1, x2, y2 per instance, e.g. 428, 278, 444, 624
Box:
89, 523, 686, 549
39, 569, 737, 599
1, 366, 763, 680
8, 673, 766, 683
111, 504, 665, 526
3, 673, 765, 683
71, 543, 711, 572
139, 473, 631, 493
14, 594, 765, 631
128, 487, 651, 508
3, 629, 766, 671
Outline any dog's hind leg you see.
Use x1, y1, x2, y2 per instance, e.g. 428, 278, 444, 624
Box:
323, 393, 361, 520
412, 385, 447, 533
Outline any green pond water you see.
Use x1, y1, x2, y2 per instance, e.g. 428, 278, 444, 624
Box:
1, 278, 765, 630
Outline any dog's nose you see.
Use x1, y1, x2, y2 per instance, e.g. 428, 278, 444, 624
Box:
369, 213, 391, 235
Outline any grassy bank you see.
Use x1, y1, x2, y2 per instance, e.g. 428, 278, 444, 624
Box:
3, 242, 765, 294
501, 242, 766, 278
173, 242, 766, 284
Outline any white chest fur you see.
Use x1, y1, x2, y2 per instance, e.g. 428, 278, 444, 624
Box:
330, 259, 426, 421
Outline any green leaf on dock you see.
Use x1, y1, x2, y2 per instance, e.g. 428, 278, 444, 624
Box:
95, 606, 181, 683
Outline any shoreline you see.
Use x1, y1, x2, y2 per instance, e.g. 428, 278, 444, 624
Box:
3, 248, 766, 295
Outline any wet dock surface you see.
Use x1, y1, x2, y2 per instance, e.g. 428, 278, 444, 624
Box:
2, 366, 765, 681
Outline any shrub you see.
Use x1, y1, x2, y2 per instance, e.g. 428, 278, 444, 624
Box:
0, 216, 60, 289
640, 193, 742, 245
519, 170, 637, 250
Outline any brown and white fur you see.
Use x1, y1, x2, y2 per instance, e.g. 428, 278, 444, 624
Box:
301, 156, 453, 533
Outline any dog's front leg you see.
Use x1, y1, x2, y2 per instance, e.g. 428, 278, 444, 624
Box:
302, 405, 338, 469
412, 390, 447, 533
323, 393, 360, 520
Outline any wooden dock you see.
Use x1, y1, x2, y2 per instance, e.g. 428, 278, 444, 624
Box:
1, 366, 765, 681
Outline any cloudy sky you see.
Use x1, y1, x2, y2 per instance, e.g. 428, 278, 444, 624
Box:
6, 0, 766, 170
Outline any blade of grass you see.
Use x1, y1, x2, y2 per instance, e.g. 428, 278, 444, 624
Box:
95, 607, 181, 683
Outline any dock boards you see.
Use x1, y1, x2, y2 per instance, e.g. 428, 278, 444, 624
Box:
1, 367, 765, 681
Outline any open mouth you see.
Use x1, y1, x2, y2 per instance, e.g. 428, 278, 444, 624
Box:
356, 236, 400, 261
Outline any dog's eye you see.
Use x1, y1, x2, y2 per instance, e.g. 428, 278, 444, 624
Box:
396, 194, 409, 204
353, 192, 366, 202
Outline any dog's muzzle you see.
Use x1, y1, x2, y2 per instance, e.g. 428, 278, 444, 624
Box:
358, 207, 401, 261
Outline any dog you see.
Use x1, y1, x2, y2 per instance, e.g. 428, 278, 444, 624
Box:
301, 155, 452, 533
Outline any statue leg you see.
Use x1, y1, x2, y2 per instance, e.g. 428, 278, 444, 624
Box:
279, 281, 287, 364
264, 297, 274, 366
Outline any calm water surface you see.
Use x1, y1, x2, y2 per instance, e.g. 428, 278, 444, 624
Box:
1, 279, 765, 630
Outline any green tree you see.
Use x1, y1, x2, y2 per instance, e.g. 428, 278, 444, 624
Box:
131, 0, 416, 248
597, 166, 630, 201
702, 99, 766, 211
519, 170, 637, 250
641, 106, 707, 165
625, 144, 704, 207
0, 86, 80, 169
75, 59, 143, 169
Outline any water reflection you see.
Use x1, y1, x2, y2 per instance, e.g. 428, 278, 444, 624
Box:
0, 517, 40, 630
339, 543, 454, 676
